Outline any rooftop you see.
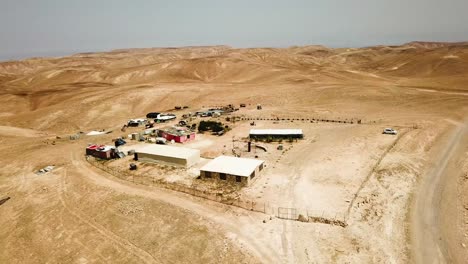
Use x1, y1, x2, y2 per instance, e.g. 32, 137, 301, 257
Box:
97, 146, 115, 152
86, 144, 103, 150
87, 145, 114, 152
135, 144, 200, 159
200, 156, 264, 177
249, 129, 303, 135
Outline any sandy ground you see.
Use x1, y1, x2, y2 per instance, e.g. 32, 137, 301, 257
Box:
1, 43, 468, 263
411, 120, 468, 264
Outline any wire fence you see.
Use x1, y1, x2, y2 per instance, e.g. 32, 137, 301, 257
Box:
87, 157, 347, 227
228, 115, 368, 125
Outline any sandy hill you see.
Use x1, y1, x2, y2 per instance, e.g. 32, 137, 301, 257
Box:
0, 43, 467, 264
0, 44, 467, 132
405, 41, 468, 49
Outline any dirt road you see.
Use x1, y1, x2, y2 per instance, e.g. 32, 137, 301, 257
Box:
411, 120, 468, 263
70, 152, 282, 263
2, 43, 468, 263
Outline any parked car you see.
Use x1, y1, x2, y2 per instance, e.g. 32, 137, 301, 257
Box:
382, 128, 397, 135
127, 118, 146, 127
146, 112, 160, 118
115, 138, 126, 147
155, 137, 167, 145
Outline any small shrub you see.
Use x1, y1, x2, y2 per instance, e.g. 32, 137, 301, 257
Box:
198, 121, 224, 133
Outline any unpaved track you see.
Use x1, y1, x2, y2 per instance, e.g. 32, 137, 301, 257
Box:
58, 170, 159, 264
411, 120, 467, 263
70, 152, 281, 263
346, 129, 409, 216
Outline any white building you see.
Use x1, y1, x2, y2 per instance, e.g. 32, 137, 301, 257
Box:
200, 156, 265, 186
134, 144, 200, 167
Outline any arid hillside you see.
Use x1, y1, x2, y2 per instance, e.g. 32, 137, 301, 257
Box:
0, 43, 467, 264
0, 43, 467, 133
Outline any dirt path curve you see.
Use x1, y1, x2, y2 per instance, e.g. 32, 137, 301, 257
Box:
58, 169, 160, 264
70, 152, 281, 263
411, 120, 467, 264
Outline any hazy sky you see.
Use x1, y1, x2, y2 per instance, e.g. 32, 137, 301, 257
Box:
1, 0, 468, 61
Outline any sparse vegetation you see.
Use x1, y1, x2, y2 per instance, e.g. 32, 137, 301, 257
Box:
198, 120, 225, 133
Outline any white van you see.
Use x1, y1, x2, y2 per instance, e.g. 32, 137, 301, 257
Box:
383, 128, 397, 135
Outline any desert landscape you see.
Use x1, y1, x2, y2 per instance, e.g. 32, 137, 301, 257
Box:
0, 42, 467, 263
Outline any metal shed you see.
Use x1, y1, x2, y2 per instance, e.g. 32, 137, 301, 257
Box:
249, 129, 304, 139
134, 145, 200, 167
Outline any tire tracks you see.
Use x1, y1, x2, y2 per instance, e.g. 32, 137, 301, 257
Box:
70, 152, 281, 263
411, 121, 468, 264
346, 129, 411, 216
58, 168, 159, 264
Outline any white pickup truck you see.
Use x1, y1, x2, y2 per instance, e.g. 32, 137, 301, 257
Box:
382, 128, 398, 135
155, 113, 176, 122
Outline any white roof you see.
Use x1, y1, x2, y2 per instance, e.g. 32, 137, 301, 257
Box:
135, 144, 199, 159
86, 130, 106, 136
200, 156, 264, 177
249, 129, 303, 135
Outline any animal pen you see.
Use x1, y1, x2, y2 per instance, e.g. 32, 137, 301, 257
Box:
87, 156, 348, 227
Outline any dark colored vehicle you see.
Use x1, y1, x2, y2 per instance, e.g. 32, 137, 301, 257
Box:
115, 138, 127, 147
146, 112, 160, 118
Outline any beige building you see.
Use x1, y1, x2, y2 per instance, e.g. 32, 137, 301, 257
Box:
249, 129, 304, 140
200, 156, 265, 186
134, 144, 200, 167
